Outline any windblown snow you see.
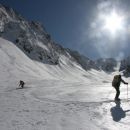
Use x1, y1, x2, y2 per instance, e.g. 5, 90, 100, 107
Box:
0, 37, 130, 130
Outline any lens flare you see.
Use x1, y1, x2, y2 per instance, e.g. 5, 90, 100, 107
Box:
103, 11, 124, 34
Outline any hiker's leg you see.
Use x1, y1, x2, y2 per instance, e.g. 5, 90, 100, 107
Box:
117, 89, 120, 99
21, 83, 23, 88
115, 87, 120, 100
23, 83, 24, 88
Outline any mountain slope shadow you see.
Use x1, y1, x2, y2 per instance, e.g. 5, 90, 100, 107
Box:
110, 101, 130, 122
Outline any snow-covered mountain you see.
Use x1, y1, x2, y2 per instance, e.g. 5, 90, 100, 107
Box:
1, 38, 130, 130
67, 49, 99, 70
0, 37, 97, 82
1, 4, 130, 130
96, 58, 118, 72
119, 57, 130, 77
0, 4, 99, 71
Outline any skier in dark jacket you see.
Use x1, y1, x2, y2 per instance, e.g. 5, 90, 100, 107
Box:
112, 75, 128, 101
19, 80, 25, 88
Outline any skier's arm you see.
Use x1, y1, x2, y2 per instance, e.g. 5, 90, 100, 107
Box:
121, 78, 128, 84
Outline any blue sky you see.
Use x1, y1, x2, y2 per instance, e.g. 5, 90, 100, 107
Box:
1, 0, 130, 60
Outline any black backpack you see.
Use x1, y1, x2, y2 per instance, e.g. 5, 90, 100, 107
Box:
112, 75, 120, 87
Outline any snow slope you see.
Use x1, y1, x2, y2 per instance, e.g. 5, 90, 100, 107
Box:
0, 38, 130, 130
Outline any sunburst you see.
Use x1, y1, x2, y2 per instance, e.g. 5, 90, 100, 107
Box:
103, 11, 124, 34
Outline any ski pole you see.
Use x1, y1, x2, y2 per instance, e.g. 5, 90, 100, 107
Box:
127, 84, 128, 101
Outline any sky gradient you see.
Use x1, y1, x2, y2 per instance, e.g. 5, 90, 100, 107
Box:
1, 0, 130, 60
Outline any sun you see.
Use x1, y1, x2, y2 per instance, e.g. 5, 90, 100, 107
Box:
103, 11, 124, 34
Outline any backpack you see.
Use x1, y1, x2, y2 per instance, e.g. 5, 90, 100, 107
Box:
112, 75, 120, 87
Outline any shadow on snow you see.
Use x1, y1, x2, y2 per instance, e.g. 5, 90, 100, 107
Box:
110, 101, 130, 122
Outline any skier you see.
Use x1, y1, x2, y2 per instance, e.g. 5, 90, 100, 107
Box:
112, 75, 128, 101
19, 80, 25, 88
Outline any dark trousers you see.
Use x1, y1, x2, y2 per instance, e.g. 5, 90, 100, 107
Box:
115, 86, 120, 99
19, 82, 24, 88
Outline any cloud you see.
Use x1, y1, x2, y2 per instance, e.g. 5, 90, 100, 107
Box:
82, 0, 130, 60
97, 0, 113, 12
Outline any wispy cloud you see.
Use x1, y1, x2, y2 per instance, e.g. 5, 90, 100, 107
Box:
81, 0, 130, 60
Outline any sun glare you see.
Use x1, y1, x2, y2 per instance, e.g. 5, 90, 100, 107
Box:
103, 11, 124, 34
